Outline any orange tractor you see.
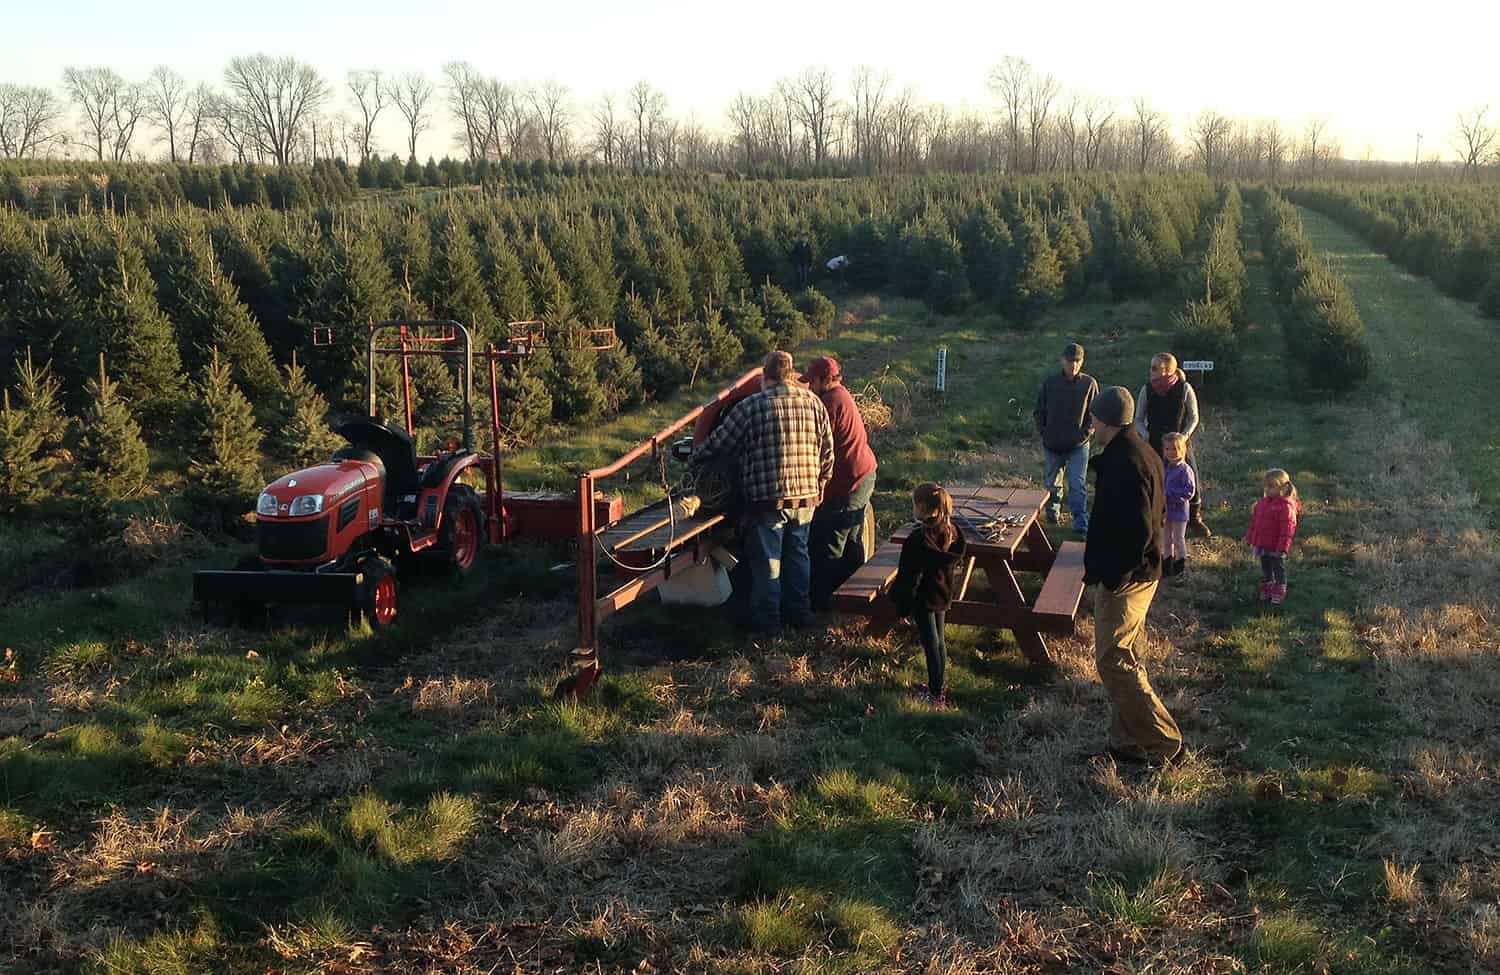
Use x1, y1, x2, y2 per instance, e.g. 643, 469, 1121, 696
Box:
192, 319, 618, 626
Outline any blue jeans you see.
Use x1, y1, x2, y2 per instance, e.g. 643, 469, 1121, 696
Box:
745, 507, 814, 628
1043, 444, 1089, 530
810, 473, 877, 609
915, 611, 947, 696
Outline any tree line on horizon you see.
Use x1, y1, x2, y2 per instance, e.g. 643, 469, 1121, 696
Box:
4, 55, 1499, 181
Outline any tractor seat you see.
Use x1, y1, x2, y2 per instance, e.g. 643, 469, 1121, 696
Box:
335, 418, 420, 515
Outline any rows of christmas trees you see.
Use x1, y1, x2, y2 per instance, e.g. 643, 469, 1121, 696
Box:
2, 171, 1221, 528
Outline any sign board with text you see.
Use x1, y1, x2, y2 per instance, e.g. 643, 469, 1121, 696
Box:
1180, 360, 1214, 371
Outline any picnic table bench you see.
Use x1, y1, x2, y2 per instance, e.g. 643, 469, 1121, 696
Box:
830, 484, 1088, 666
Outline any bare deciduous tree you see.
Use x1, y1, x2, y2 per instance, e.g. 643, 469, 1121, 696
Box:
181, 83, 213, 163
789, 66, 836, 168
987, 56, 1029, 173
1300, 117, 1331, 176
849, 66, 890, 175
0, 83, 63, 158
63, 66, 144, 160
1190, 109, 1233, 177
529, 80, 572, 162
1260, 119, 1286, 182
1024, 70, 1059, 173
628, 80, 666, 169
1132, 96, 1166, 173
143, 66, 188, 161
223, 55, 330, 165
727, 90, 759, 171
591, 93, 621, 167
442, 61, 484, 161
391, 72, 434, 161
205, 90, 250, 163
346, 69, 386, 160
1454, 106, 1497, 177
1081, 95, 1114, 171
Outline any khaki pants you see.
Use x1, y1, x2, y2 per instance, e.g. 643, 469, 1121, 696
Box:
1093, 580, 1182, 760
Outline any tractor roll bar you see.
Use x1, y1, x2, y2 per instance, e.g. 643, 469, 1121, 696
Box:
367, 319, 475, 452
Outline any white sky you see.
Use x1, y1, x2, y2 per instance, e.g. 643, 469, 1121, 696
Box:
7, 0, 1498, 163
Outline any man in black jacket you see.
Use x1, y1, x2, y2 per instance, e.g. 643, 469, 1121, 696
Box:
1083, 386, 1183, 766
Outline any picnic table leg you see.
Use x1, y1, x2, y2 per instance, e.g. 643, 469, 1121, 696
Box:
980, 556, 1054, 667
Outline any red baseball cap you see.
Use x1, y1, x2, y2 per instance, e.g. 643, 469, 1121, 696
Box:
803, 356, 841, 382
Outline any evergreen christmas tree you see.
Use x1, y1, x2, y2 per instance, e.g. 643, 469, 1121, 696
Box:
922, 229, 971, 314
75, 356, 150, 506
845, 217, 892, 291
1047, 212, 1087, 301
0, 389, 54, 515
1009, 206, 1064, 324
522, 233, 575, 320
695, 308, 746, 378
151, 217, 280, 402
475, 216, 535, 324
595, 340, 644, 415
297, 223, 400, 406
187, 349, 266, 520
614, 291, 654, 344
546, 322, 606, 423
760, 283, 810, 348
209, 213, 290, 356
495, 356, 552, 446
271, 353, 342, 468
382, 210, 433, 314
12, 350, 70, 462
645, 218, 694, 321
54, 219, 188, 425
681, 208, 736, 306
0, 215, 90, 392
551, 222, 617, 327
613, 216, 658, 303
411, 352, 462, 429
632, 320, 688, 399
426, 208, 499, 343
793, 288, 838, 338
723, 293, 774, 361
958, 201, 1015, 305
1113, 226, 1162, 299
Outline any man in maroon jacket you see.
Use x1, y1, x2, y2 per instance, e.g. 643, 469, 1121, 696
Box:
803, 356, 878, 611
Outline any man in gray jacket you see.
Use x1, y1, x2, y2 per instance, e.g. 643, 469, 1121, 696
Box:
1033, 342, 1098, 535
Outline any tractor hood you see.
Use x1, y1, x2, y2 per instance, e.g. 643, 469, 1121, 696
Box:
256, 460, 379, 520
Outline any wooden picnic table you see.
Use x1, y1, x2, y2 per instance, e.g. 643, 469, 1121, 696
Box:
830, 483, 1088, 666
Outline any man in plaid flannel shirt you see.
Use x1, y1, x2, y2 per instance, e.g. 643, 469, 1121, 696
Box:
693, 350, 835, 631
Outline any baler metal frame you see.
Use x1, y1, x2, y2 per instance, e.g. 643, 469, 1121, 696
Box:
566, 366, 765, 690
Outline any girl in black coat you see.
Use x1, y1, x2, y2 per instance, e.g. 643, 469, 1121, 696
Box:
890, 483, 968, 708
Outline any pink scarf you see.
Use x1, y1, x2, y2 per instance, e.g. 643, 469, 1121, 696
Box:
1150, 372, 1180, 397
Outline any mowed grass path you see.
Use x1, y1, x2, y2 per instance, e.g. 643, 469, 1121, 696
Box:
1298, 207, 1500, 522
5, 253, 1487, 974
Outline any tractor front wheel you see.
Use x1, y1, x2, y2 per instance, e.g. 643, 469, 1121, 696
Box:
357, 556, 399, 628
427, 484, 484, 576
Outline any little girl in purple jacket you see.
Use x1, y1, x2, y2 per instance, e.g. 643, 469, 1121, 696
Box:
1161, 433, 1196, 577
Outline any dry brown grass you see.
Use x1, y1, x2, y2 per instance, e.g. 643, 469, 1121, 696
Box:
411, 675, 494, 714
1331, 407, 1500, 961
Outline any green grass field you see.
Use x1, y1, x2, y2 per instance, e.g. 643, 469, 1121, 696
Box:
3, 205, 1498, 973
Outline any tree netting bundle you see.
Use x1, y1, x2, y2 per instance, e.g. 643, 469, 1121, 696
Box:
680, 453, 739, 515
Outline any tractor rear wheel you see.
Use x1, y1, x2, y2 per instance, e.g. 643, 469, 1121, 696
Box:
427, 484, 484, 576
356, 555, 399, 628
